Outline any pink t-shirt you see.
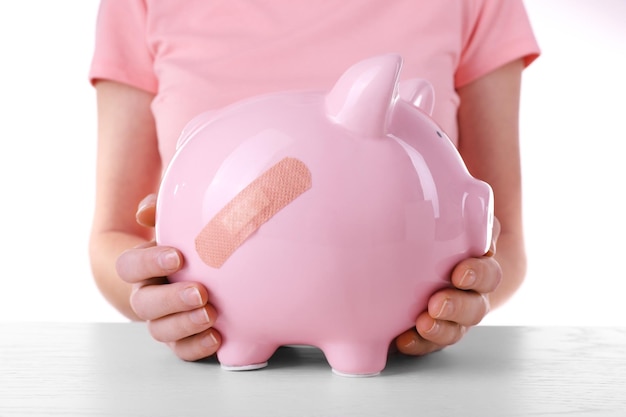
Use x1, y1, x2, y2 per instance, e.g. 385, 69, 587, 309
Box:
89, 0, 539, 167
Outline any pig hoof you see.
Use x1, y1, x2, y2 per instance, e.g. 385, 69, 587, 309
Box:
332, 368, 380, 377
220, 362, 268, 371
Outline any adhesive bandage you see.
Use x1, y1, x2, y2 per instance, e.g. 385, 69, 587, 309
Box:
195, 157, 312, 268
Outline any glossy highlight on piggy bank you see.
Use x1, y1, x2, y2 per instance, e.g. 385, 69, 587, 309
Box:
155, 54, 493, 376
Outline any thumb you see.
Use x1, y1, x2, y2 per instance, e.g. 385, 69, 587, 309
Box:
485, 216, 501, 257
136, 193, 157, 228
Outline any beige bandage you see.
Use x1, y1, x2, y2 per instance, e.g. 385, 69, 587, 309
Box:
195, 157, 312, 268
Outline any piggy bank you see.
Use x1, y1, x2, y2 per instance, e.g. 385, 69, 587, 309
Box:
155, 54, 493, 376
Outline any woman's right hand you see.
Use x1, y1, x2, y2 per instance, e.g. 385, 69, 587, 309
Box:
115, 194, 222, 361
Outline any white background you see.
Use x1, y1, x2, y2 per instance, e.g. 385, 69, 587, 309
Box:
0, 1, 624, 325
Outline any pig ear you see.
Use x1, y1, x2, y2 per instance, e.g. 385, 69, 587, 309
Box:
325, 54, 402, 137
399, 79, 435, 116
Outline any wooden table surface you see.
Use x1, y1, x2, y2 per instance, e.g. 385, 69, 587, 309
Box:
1, 323, 625, 416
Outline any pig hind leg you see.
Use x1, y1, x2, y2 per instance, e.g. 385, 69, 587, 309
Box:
217, 340, 278, 371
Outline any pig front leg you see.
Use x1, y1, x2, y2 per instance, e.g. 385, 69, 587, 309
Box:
217, 339, 278, 371
322, 341, 390, 377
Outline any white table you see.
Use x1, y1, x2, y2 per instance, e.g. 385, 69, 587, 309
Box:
1, 323, 625, 416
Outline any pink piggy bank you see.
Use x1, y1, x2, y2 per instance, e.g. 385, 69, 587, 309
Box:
155, 54, 493, 376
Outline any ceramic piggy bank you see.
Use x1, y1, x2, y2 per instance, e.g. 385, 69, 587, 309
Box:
155, 54, 493, 376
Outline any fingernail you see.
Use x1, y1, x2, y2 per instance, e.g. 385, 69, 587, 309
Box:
403, 335, 418, 350
434, 299, 453, 319
425, 319, 439, 335
190, 307, 211, 325
459, 269, 476, 288
158, 250, 180, 271
201, 331, 220, 348
181, 287, 203, 307
137, 194, 154, 212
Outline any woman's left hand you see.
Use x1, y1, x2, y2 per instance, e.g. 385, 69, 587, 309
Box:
395, 218, 502, 355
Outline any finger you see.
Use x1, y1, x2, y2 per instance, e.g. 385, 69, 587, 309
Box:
485, 216, 501, 257
451, 256, 502, 293
168, 328, 222, 362
147, 304, 217, 343
136, 193, 157, 228
395, 327, 442, 356
427, 288, 490, 326
415, 311, 468, 347
116, 245, 182, 284
130, 281, 209, 321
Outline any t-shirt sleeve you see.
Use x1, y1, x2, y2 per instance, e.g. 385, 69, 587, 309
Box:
455, 0, 540, 88
88, 0, 158, 93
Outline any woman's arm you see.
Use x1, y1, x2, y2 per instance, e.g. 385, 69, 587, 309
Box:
89, 80, 162, 319
457, 58, 527, 309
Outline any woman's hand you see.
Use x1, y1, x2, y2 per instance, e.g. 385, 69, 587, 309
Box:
395, 218, 502, 355
116, 194, 222, 361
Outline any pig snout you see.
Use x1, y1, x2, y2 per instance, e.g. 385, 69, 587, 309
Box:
463, 179, 494, 256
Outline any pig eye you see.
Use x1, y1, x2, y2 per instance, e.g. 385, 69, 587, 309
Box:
436, 131, 443, 138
